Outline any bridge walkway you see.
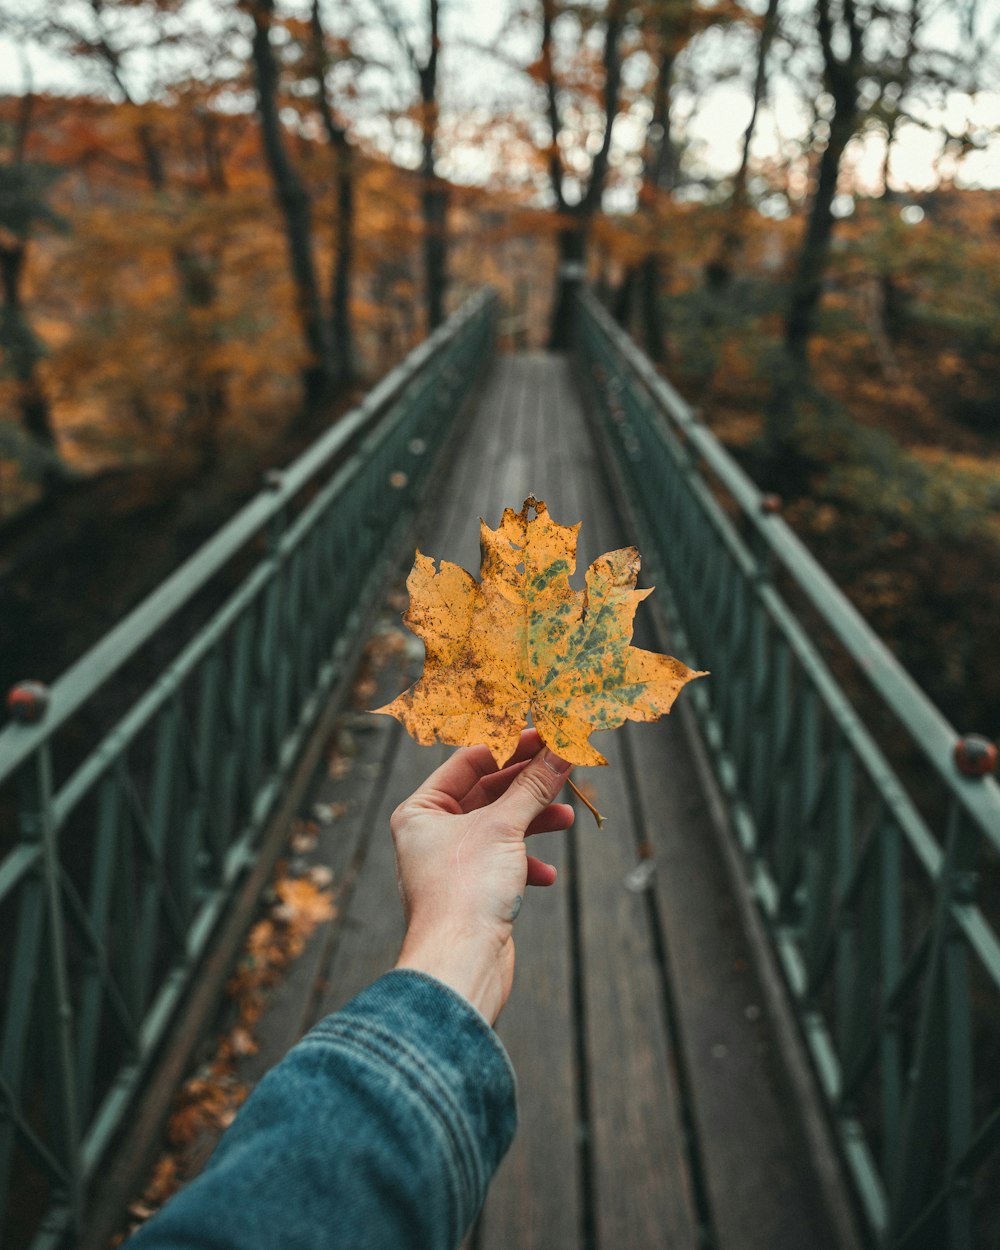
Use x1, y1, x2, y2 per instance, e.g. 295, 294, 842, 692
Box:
225, 353, 854, 1250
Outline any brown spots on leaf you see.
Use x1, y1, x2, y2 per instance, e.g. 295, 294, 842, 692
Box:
374, 497, 706, 765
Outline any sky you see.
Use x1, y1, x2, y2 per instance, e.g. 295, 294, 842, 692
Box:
1, 0, 998, 204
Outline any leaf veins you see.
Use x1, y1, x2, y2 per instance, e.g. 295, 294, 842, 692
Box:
375, 496, 706, 766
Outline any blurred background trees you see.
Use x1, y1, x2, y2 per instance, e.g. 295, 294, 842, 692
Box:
0, 0, 998, 730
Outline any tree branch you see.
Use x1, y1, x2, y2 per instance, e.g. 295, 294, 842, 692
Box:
541, 0, 567, 212
368, 0, 419, 75
580, 0, 625, 216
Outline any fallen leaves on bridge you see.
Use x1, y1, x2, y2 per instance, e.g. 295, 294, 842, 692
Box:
376, 496, 705, 766
114, 847, 336, 1243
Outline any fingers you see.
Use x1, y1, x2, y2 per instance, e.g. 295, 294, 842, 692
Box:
411, 743, 498, 809
463, 758, 530, 810
500, 729, 544, 768
410, 730, 545, 810
494, 747, 572, 832
525, 802, 574, 836
526, 855, 557, 887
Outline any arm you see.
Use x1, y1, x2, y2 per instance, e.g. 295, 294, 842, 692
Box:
127, 732, 573, 1250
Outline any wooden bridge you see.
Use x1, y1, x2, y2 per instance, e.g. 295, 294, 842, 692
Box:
2, 291, 999, 1250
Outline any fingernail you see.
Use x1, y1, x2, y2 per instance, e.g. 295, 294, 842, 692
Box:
542, 748, 572, 776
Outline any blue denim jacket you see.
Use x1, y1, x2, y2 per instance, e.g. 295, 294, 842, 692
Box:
127, 970, 518, 1249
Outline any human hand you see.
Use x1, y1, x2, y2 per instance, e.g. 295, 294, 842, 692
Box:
392, 729, 574, 1025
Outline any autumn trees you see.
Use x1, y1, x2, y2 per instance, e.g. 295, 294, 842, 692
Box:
1, 0, 998, 523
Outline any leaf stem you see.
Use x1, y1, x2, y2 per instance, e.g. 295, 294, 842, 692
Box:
566, 777, 606, 830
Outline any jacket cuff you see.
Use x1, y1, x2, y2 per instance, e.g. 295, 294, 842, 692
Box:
305, 969, 518, 1199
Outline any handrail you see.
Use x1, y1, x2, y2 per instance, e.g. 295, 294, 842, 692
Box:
0, 288, 498, 1250
575, 287, 1000, 1250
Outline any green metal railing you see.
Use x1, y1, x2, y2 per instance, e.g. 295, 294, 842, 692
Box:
576, 290, 1000, 1250
0, 290, 497, 1249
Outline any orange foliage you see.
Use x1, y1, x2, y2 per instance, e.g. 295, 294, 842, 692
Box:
0, 91, 560, 511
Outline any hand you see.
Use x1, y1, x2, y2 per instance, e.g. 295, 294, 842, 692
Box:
391, 729, 574, 1025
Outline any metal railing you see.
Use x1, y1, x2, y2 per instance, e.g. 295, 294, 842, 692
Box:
576, 290, 1000, 1250
0, 290, 497, 1250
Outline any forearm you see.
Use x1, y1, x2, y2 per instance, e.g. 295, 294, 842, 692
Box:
127, 971, 517, 1250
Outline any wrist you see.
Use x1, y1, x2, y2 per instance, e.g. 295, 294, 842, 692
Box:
395, 925, 506, 1024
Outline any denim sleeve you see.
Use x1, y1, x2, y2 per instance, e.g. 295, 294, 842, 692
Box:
127, 970, 518, 1250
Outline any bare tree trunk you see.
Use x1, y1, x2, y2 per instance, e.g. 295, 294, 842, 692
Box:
419, 0, 446, 331
0, 241, 54, 448
310, 0, 355, 384
248, 0, 334, 405
198, 108, 230, 195
871, 0, 921, 361
768, 0, 861, 461
613, 264, 636, 330
550, 222, 587, 350
783, 102, 856, 363
544, 0, 624, 349
331, 144, 356, 378
638, 252, 666, 363
134, 115, 229, 465
371, 0, 446, 333
0, 90, 58, 456
706, 0, 779, 293
603, 11, 676, 358
422, 178, 447, 332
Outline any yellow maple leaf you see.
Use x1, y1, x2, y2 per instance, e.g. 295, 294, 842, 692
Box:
376, 496, 706, 765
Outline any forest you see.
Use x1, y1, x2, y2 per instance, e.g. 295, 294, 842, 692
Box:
1, 0, 998, 742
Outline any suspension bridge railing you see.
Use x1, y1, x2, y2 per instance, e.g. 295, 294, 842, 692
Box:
576, 289, 1000, 1250
0, 289, 497, 1250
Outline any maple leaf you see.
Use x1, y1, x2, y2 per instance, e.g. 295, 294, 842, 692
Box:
376, 497, 706, 765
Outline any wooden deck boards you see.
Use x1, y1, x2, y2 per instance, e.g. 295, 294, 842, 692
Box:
227, 353, 850, 1250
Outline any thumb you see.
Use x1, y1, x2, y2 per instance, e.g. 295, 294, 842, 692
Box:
496, 747, 572, 833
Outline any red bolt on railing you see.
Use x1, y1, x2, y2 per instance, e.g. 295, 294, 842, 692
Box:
954, 735, 998, 779
6, 681, 51, 725
760, 494, 783, 515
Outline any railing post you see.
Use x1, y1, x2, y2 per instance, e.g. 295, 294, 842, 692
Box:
261, 469, 290, 775
887, 797, 979, 1246
20, 742, 83, 1234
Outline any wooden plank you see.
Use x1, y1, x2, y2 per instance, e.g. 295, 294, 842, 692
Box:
572, 741, 700, 1250
625, 711, 843, 1250
476, 832, 579, 1250
312, 736, 448, 1015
